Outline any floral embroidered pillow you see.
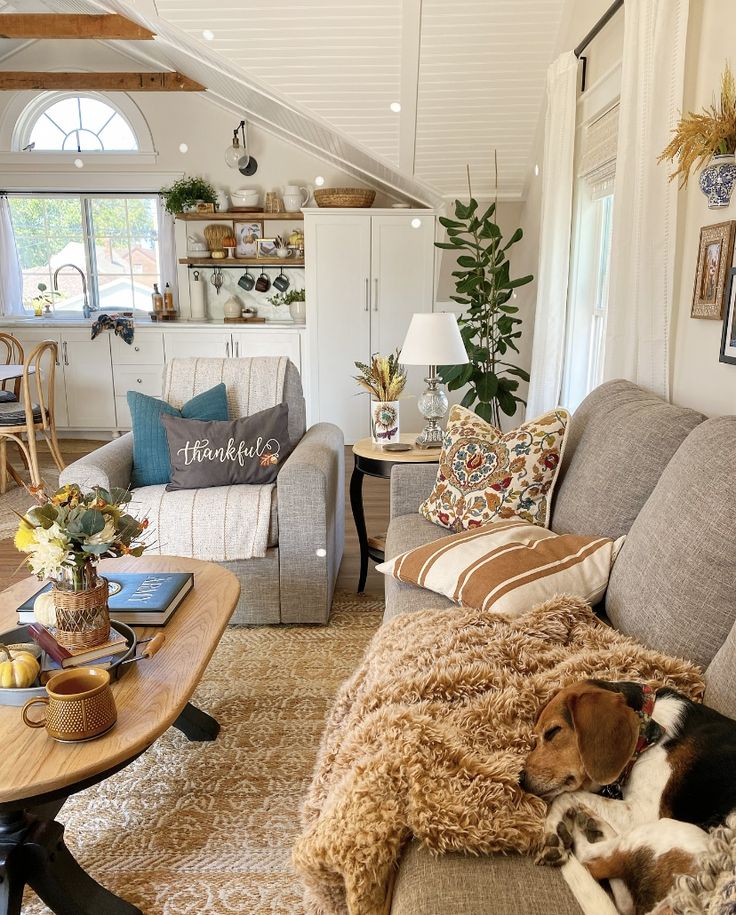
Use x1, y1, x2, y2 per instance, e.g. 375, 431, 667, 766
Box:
419, 405, 570, 531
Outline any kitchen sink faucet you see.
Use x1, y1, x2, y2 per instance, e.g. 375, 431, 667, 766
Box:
53, 264, 94, 319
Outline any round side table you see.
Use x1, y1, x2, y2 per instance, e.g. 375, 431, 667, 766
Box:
350, 435, 439, 593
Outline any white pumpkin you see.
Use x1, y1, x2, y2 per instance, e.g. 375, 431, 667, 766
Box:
33, 591, 57, 627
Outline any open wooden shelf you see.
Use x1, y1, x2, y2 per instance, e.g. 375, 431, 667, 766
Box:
178, 256, 305, 267
176, 211, 304, 221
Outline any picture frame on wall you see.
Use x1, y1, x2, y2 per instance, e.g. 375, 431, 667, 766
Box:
235, 221, 262, 258
719, 267, 736, 365
692, 220, 736, 319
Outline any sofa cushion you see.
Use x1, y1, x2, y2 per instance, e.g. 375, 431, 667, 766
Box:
705, 618, 736, 719
606, 417, 736, 668
383, 513, 455, 621
419, 405, 569, 531
551, 379, 705, 540
378, 519, 621, 619
390, 841, 580, 915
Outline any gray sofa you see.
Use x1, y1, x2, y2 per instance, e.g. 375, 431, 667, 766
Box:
383, 379, 736, 914
60, 358, 344, 626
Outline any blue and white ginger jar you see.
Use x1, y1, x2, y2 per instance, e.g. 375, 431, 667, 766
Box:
699, 153, 736, 208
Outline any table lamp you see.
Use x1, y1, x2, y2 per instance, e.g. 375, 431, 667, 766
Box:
400, 312, 469, 448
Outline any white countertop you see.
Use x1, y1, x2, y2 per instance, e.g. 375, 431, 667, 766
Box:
0, 318, 305, 331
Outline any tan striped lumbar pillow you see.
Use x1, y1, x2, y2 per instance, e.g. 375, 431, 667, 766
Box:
376, 520, 624, 618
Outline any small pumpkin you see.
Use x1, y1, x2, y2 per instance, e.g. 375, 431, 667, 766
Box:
0, 644, 40, 689
33, 591, 57, 627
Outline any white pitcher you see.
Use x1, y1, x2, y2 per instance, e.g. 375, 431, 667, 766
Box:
282, 185, 310, 212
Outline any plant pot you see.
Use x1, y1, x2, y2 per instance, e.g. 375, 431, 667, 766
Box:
699, 153, 736, 208
53, 564, 110, 650
289, 300, 306, 324
370, 400, 400, 444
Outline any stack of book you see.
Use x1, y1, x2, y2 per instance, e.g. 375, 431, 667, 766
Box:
28, 622, 130, 676
17, 572, 194, 628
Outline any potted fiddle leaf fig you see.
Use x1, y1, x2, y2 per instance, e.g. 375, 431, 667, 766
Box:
436, 167, 533, 426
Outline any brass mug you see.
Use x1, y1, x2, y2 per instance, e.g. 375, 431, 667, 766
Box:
22, 667, 116, 742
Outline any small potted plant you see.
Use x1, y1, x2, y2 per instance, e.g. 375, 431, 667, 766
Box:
268, 288, 306, 323
27, 282, 61, 317
15, 484, 149, 649
160, 175, 219, 215
353, 350, 406, 444
659, 62, 736, 207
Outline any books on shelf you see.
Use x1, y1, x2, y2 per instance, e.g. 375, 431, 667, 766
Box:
27, 623, 129, 669
18, 572, 194, 627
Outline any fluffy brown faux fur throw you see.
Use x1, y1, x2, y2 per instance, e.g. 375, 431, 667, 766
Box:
293, 596, 704, 915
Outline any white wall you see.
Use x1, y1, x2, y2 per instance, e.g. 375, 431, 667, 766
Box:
670, 0, 736, 416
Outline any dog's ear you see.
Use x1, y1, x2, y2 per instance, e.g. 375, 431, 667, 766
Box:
568, 689, 640, 785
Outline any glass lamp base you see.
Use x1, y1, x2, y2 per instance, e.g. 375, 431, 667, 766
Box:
415, 423, 444, 448
415, 370, 448, 449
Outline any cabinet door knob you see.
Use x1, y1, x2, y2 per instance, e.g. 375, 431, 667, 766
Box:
364, 278, 369, 311
137, 378, 143, 384
373, 278, 378, 311
134, 346, 140, 352
226, 341, 230, 358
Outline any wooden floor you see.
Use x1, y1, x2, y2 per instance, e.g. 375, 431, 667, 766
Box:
0, 442, 390, 599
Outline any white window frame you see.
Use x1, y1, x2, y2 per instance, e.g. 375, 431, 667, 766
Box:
8, 192, 161, 317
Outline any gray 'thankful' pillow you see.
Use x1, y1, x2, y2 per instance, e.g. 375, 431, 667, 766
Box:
162, 402, 291, 491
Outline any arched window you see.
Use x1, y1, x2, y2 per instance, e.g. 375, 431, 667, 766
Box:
26, 95, 138, 152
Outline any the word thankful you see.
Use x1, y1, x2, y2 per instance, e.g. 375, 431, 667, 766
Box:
176, 437, 281, 467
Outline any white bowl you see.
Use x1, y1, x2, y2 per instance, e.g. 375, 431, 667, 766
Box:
230, 189, 260, 208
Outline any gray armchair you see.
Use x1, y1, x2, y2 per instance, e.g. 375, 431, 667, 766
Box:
60, 358, 344, 625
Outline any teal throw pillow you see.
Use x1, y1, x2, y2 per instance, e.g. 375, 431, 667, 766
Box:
128, 383, 229, 487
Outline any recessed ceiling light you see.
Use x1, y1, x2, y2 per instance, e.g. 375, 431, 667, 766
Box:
314, 175, 325, 186
411, 218, 422, 228
202, 29, 214, 40
179, 143, 189, 153
74, 158, 84, 168
390, 101, 401, 113
534, 163, 540, 176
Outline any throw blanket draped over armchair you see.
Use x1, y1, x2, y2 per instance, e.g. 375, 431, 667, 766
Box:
293, 596, 704, 915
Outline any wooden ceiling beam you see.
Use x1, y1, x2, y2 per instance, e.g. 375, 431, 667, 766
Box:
0, 14, 155, 40
0, 71, 205, 92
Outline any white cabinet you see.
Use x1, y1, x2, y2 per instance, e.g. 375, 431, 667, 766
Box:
163, 331, 230, 360
111, 331, 165, 430
305, 210, 436, 443
61, 330, 115, 429
163, 329, 302, 367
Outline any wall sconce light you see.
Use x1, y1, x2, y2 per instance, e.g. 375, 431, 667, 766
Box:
225, 120, 258, 176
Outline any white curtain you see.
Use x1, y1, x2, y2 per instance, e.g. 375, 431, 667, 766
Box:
156, 195, 179, 301
526, 51, 579, 419
602, 0, 690, 398
0, 196, 25, 317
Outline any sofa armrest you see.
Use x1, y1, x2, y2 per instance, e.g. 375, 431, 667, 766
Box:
277, 423, 345, 623
390, 464, 438, 519
59, 433, 134, 492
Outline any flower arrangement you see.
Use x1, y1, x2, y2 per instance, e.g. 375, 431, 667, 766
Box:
267, 288, 305, 308
659, 62, 736, 186
15, 484, 148, 585
353, 350, 407, 402
160, 175, 218, 215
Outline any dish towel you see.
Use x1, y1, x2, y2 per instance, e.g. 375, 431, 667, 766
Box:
131, 356, 288, 561
91, 313, 135, 345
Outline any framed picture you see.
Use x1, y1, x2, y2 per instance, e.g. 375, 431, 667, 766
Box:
692, 221, 736, 319
257, 237, 277, 258
195, 202, 215, 213
235, 221, 262, 258
720, 267, 736, 365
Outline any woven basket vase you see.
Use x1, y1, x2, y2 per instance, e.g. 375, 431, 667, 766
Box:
53, 577, 110, 650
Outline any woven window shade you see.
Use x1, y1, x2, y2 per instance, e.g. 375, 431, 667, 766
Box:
579, 103, 619, 197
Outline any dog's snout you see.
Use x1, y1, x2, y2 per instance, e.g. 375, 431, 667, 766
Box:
518, 769, 527, 790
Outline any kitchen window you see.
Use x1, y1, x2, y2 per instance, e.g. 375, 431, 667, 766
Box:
7, 194, 161, 316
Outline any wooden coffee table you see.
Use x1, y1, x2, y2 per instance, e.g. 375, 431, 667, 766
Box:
0, 555, 240, 915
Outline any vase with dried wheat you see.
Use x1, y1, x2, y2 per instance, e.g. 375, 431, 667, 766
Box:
353, 351, 407, 444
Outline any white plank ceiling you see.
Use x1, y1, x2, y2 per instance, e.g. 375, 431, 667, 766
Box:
0, 0, 567, 200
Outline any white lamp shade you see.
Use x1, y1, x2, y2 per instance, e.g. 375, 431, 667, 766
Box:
400, 312, 469, 366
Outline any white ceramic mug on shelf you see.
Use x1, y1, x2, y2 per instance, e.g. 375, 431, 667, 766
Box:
282, 185, 310, 212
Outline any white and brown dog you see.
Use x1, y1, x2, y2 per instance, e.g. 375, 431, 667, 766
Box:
521, 680, 736, 915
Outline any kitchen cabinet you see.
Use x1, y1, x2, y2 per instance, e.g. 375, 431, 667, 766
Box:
163, 330, 301, 367
305, 210, 436, 443
10, 327, 68, 428
60, 330, 115, 429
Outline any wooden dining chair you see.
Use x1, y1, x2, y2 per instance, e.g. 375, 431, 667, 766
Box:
0, 332, 23, 401
0, 340, 65, 493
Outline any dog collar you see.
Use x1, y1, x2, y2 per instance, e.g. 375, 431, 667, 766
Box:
599, 684, 663, 800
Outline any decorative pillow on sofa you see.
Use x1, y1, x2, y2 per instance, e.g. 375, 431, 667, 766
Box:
162, 402, 291, 491
419, 405, 570, 531
376, 519, 623, 618
128, 383, 229, 488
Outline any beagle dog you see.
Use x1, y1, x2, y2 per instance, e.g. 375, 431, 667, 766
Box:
521, 680, 736, 915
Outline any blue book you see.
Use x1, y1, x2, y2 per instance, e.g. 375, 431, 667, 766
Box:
17, 572, 194, 626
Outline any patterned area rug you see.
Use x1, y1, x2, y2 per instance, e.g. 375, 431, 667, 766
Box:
21, 593, 383, 915
0, 453, 60, 539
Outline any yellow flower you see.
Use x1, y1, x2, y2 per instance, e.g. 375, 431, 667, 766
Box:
14, 520, 37, 553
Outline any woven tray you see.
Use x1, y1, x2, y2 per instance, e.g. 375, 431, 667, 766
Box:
314, 187, 376, 208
